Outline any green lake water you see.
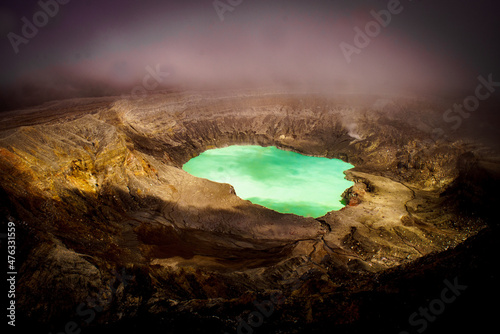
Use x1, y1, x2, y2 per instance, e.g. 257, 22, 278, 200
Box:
182, 145, 354, 218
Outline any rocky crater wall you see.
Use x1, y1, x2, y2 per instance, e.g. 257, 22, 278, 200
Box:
0, 92, 497, 332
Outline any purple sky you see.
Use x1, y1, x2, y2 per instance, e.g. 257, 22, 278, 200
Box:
1, 0, 499, 110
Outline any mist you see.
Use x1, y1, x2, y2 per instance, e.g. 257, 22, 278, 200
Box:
1, 0, 499, 111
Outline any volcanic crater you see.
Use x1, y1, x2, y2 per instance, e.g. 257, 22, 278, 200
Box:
1, 92, 498, 333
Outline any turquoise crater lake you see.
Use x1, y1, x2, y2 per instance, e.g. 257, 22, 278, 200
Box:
182, 145, 354, 218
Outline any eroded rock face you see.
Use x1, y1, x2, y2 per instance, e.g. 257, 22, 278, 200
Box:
1, 92, 498, 333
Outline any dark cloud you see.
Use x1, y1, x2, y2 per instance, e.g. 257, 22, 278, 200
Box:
1, 0, 499, 111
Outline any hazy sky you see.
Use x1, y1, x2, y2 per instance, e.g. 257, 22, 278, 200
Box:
1, 0, 499, 110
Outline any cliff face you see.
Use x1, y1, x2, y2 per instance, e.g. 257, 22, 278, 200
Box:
1, 92, 498, 333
